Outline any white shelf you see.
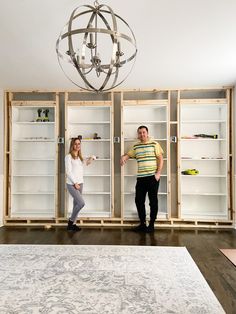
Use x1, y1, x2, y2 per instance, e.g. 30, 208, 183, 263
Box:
180, 138, 226, 141
181, 175, 226, 178
84, 175, 110, 177
13, 139, 55, 142
13, 158, 55, 161
79, 211, 111, 217
11, 212, 55, 217
83, 192, 111, 195
123, 104, 167, 108
181, 120, 226, 123
69, 121, 110, 124
181, 212, 228, 220
12, 175, 55, 177
81, 139, 110, 142
14, 122, 55, 125
181, 211, 227, 216
94, 158, 111, 161
12, 192, 54, 195
125, 121, 167, 124
181, 157, 226, 161
182, 192, 227, 196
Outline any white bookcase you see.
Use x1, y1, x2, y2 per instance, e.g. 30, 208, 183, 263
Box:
179, 99, 229, 220
10, 101, 58, 218
65, 100, 113, 218
4, 88, 234, 228
121, 99, 170, 220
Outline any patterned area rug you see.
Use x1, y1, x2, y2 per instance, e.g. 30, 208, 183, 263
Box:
0, 245, 224, 314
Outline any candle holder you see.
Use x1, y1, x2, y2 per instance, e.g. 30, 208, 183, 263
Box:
43, 109, 50, 122
36, 109, 43, 122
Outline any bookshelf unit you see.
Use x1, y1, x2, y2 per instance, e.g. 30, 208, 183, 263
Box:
178, 96, 229, 220
9, 99, 59, 219
121, 93, 170, 222
65, 97, 114, 219
3, 88, 234, 228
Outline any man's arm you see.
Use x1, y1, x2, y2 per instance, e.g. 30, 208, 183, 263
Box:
155, 154, 163, 181
120, 154, 130, 166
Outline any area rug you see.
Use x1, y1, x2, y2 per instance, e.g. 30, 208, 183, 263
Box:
220, 249, 236, 267
0, 245, 224, 314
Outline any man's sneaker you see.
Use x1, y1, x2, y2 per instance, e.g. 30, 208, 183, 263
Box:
133, 223, 147, 232
146, 224, 155, 233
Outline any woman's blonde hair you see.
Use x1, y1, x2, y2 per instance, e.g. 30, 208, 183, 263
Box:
69, 137, 83, 161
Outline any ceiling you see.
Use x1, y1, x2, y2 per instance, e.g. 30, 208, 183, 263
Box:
0, 0, 236, 91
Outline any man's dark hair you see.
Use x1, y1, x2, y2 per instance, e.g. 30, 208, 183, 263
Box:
137, 125, 149, 132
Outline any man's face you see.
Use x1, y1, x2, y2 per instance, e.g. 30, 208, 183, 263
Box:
138, 128, 148, 142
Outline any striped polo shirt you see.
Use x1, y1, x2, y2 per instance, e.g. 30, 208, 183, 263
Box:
127, 139, 164, 178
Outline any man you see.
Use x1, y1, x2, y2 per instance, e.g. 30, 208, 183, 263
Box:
120, 126, 164, 233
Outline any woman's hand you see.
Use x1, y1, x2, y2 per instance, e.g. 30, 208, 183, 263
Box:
86, 155, 96, 166
74, 183, 80, 190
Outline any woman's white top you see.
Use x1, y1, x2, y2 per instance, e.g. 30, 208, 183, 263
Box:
65, 154, 84, 185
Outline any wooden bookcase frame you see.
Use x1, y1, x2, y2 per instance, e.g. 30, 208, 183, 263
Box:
3, 88, 235, 228
178, 95, 229, 221
4, 92, 59, 225
120, 91, 171, 223
64, 94, 114, 222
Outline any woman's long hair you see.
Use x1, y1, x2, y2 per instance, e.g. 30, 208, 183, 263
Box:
69, 138, 83, 161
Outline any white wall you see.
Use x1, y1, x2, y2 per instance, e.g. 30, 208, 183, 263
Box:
0, 90, 3, 226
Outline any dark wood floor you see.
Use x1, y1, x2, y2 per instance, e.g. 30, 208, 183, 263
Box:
0, 226, 236, 314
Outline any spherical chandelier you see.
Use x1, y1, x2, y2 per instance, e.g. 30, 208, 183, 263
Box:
56, 1, 137, 92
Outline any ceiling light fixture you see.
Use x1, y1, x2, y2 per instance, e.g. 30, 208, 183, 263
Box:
56, 1, 137, 92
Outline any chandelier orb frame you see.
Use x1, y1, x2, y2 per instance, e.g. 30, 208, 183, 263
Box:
56, 1, 137, 92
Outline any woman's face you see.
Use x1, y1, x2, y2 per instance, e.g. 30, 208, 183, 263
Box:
73, 139, 81, 152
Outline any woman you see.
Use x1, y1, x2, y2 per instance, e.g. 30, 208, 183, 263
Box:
65, 137, 95, 231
